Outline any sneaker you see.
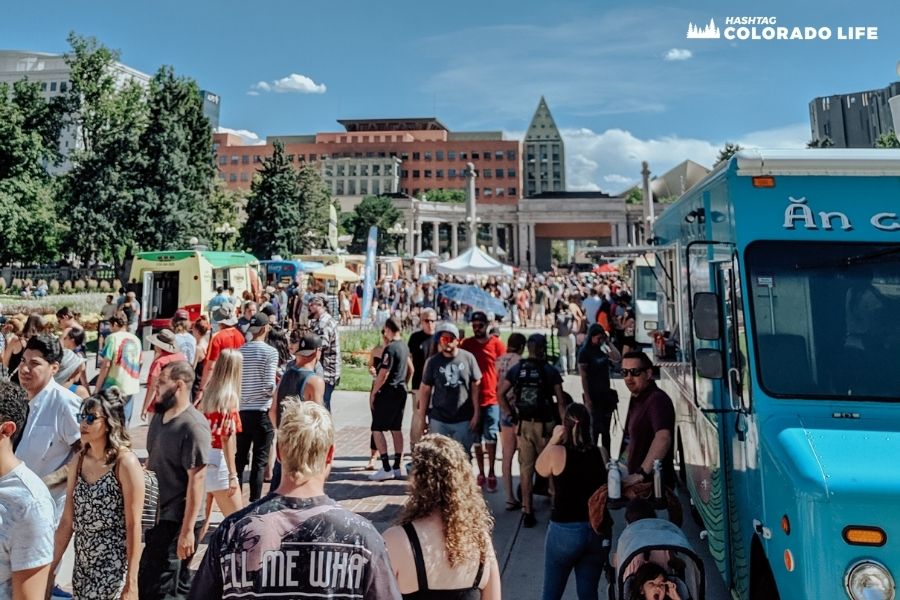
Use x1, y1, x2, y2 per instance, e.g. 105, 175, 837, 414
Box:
393, 467, 405, 479
51, 586, 73, 599
486, 475, 498, 493
476, 474, 486, 488
368, 469, 395, 481
522, 512, 537, 528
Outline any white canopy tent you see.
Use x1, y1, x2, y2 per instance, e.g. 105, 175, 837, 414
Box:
435, 247, 514, 276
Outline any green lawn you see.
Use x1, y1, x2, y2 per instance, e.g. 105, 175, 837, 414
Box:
340, 365, 374, 392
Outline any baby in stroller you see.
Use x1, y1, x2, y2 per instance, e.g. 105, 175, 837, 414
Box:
610, 499, 704, 600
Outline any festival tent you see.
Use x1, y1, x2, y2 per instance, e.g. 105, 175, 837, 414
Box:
435, 247, 514, 277
311, 263, 361, 282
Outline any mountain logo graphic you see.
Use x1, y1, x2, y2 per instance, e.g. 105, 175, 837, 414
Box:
687, 19, 721, 39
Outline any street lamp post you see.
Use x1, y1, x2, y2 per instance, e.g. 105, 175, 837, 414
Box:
214, 223, 237, 251
387, 223, 410, 255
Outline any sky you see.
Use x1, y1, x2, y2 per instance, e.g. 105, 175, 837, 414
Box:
3, 0, 899, 193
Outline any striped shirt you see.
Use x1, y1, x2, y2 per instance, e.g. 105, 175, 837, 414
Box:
238, 341, 278, 411
309, 312, 341, 385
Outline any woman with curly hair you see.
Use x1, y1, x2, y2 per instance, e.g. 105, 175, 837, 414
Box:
51, 388, 145, 599
383, 434, 501, 599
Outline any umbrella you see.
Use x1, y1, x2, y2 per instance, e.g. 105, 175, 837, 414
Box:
437, 284, 508, 317
595, 263, 618, 274
414, 250, 439, 261
312, 264, 361, 282
418, 274, 436, 284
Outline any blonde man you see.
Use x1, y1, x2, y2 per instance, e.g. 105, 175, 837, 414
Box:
190, 402, 401, 599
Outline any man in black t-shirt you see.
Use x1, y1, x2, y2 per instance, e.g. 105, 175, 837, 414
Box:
369, 318, 412, 482
190, 401, 401, 600
406, 308, 436, 447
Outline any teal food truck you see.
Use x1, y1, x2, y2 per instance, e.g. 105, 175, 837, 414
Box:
651, 150, 900, 599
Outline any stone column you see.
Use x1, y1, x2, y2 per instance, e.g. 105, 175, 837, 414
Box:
450, 221, 459, 257
406, 216, 415, 256
528, 224, 537, 272
511, 224, 518, 265
490, 223, 498, 256
517, 223, 529, 269
432, 221, 440, 255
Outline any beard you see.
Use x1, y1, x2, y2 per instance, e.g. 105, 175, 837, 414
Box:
154, 388, 178, 413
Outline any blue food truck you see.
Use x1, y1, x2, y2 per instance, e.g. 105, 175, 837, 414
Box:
650, 149, 900, 599
259, 258, 323, 286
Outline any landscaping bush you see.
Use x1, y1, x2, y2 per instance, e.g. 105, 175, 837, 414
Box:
62, 280, 72, 293
0, 277, 6, 292
74, 279, 87, 292
112, 278, 123, 292
49, 280, 60, 294
87, 279, 99, 291
99, 280, 111, 292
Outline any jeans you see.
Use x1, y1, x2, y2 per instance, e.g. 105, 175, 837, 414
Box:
138, 520, 203, 599
123, 394, 135, 427
590, 407, 614, 454
429, 418, 475, 458
542, 521, 610, 600
235, 410, 274, 502
324, 381, 336, 412
558, 334, 577, 373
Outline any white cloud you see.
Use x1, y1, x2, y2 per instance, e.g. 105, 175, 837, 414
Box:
557, 122, 808, 195
664, 48, 692, 61
251, 73, 326, 95
217, 127, 266, 146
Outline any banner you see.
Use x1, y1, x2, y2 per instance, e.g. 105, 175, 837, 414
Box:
328, 203, 338, 252
361, 226, 378, 323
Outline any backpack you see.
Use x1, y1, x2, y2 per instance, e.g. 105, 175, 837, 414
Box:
555, 311, 573, 337
514, 359, 551, 421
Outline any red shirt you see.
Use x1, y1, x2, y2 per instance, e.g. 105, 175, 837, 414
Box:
206, 326, 245, 363
205, 410, 243, 449
146, 352, 187, 413
460, 336, 507, 407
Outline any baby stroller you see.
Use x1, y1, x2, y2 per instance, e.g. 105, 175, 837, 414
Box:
610, 518, 705, 600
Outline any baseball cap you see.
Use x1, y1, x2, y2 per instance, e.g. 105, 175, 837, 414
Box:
295, 332, 324, 356
173, 309, 190, 321
470, 311, 488, 323
527, 333, 548, 348
247, 313, 269, 335
435, 322, 460, 340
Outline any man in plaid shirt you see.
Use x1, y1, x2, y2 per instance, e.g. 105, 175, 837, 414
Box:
307, 294, 341, 411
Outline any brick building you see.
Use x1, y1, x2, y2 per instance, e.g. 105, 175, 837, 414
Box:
213, 117, 522, 206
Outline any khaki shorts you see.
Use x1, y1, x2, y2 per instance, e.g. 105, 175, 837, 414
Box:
517, 420, 553, 488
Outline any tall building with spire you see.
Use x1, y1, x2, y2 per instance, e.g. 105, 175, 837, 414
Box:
523, 97, 566, 196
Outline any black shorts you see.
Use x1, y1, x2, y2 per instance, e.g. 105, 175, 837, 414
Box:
371, 386, 407, 432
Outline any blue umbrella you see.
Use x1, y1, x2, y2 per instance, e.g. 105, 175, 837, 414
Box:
437, 284, 508, 317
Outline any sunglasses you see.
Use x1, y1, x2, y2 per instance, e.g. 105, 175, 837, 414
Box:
423, 318, 436, 323
438, 334, 456, 343
619, 368, 648, 377
77, 413, 105, 425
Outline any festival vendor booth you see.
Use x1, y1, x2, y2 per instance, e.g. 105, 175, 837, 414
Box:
259, 258, 323, 286
311, 263, 362, 316
128, 250, 260, 329
435, 247, 514, 277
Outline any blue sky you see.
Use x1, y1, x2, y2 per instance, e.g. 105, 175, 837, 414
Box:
3, 0, 899, 191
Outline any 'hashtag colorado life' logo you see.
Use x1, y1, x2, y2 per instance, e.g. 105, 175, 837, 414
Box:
686, 17, 877, 41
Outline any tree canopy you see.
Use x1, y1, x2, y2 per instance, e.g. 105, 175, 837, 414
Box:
345, 196, 401, 254
714, 142, 743, 166
875, 131, 900, 148
240, 140, 301, 259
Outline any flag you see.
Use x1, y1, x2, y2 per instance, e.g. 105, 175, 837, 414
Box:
361, 226, 378, 322
328, 204, 338, 252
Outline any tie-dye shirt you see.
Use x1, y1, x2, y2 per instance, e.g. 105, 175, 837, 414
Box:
100, 330, 142, 396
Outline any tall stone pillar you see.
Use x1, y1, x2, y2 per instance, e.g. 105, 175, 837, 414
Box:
490, 223, 498, 256
465, 163, 478, 249
511, 224, 518, 265
517, 223, 529, 269
450, 222, 459, 257
528, 224, 537, 272
432, 221, 440, 255
406, 216, 415, 257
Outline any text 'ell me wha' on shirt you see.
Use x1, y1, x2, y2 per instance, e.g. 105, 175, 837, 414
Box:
189, 494, 401, 600
422, 350, 482, 424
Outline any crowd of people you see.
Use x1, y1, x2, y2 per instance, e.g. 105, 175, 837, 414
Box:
0, 265, 680, 600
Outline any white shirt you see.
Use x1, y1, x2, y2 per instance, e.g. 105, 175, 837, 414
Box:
0, 462, 55, 596
15, 379, 81, 507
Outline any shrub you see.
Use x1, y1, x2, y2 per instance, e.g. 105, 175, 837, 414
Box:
23, 278, 33, 288
99, 280, 111, 292
0, 277, 6, 292
112, 278, 123, 292
62, 280, 72, 293
74, 279, 87, 292
49, 280, 60, 294
11, 278, 23, 293
87, 279, 99, 291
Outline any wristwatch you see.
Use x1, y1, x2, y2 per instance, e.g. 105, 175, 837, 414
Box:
638, 467, 653, 482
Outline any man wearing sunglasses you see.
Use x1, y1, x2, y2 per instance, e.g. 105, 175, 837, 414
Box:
407, 308, 437, 447
618, 352, 675, 489
415, 323, 482, 456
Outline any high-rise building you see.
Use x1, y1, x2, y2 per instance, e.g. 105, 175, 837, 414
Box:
200, 89, 221, 130
523, 97, 566, 196
213, 118, 522, 207
809, 82, 900, 147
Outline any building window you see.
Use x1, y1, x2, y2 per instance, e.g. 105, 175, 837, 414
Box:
360, 180, 368, 195
482, 152, 490, 161
496, 187, 505, 196
401, 169, 409, 177
218, 155, 227, 165
361, 164, 369, 176
424, 170, 432, 178
371, 180, 379, 195
336, 181, 345, 194
507, 168, 516, 178
448, 168, 457, 178
348, 180, 356, 195
483, 188, 492, 197
337, 164, 345, 177
340, 136, 348, 143
460, 152, 468, 160
483, 169, 491, 178
424, 151, 432, 161
401, 152, 409, 160
410, 152, 419, 160
508, 187, 517, 196
436, 150, 444, 161
49, 81, 57, 92
495, 169, 503, 178
229, 173, 237, 182
475, 188, 480, 198
60, 81, 68, 93
287, 154, 294, 162
448, 151, 456, 160
373, 164, 381, 176
254, 155, 262, 163
436, 169, 444, 178
241, 155, 248, 164
413, 170, 420, 178
495, 151, 504, 160
349, 165, 357, 177
40, 82, 47, 91
219, 173, 226, 181
240, 172, 249, 182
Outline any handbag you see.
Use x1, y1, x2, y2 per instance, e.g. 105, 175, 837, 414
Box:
141, 469, 160, 532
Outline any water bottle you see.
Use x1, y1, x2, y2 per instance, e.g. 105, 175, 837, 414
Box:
652, 459, 663, 507
607, 460, 622, 501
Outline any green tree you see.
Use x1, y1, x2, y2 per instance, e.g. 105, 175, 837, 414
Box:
875, 130, 900, 148
296, 163, 332, 253
715, 142, 743, 166
60, 33, 149, 274
207, 183, 247, 250
133, 65, 216, 252
240, 140, 301, 259
423, 188, 465, 203
807, 137, 834, 148
624, 188, 643, 204
345, 196, 401, 254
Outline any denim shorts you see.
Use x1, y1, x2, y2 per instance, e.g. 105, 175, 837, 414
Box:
429, 418, 475, 456
478, 404, 500, 443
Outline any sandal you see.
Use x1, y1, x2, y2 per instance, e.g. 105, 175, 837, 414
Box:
505, 500, 522, 511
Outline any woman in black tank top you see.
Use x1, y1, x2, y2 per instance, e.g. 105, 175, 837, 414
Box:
535, 403, 612, 600
382, 434, 501, 599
